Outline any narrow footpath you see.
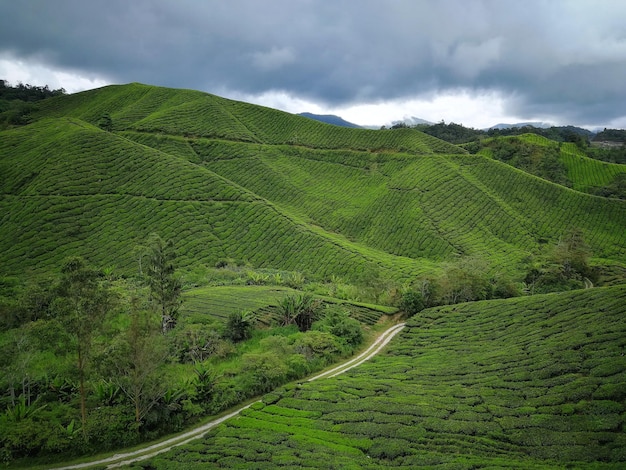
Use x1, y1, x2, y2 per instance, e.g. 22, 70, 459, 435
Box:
52, 322, 406, 470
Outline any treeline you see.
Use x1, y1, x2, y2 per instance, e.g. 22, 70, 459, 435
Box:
0, 79, 66, 128
393, 120, 626, 164
467, 136, 573, 188
391, 120, 626, 165
0, 80, 66, 102
398, 229, 597, 316
593, 128, 626, 142
385, 120, 595, 146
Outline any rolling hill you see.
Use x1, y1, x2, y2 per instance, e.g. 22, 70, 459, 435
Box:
470, 133, 626, 198
2, 83, 626, 469
1, 82, 625, 283
144, 285, 626, 469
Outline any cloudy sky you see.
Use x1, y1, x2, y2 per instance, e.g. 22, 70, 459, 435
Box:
1, 0, 625, 129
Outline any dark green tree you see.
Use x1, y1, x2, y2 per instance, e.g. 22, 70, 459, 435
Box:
103, 299, 168, 429
97, 113, 112, 132
145, 234, 182, 334
223, 310, 256, 342
55, 257, 110, 436
399, 290, 425, 316
552, 228, 594, 280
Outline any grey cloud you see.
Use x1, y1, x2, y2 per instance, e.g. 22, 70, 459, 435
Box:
1, 0, 625, 126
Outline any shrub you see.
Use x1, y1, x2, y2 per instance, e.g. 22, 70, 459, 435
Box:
223, 310, 256, 342
293, 330, 342, 362
398, 290, 425, 316
241, 352, 289, 394
277, 294, 321, 332
314, 306, 363, 347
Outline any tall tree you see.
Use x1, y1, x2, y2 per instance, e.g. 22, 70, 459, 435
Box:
145, 234, 182, 334
55, 257, 110, 436
105, 299, 168, 428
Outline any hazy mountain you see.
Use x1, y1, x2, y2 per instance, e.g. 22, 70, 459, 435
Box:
488, 121, 552, 130
298, 112, 361, 128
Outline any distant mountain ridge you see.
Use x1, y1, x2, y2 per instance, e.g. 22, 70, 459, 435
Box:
298, 112, 361, 128
488, 121, 552, 130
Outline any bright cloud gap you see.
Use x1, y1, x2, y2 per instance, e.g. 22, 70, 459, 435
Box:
0, 55, 618, 131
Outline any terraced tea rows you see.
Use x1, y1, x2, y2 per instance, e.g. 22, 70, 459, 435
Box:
182, 285, 391, 327
182, 286, 297, 321
205, 146, 626, 272
145, 286, 626, 469
560, 145, 626, 194
0, 118, 252, 202
0, 192, 432, 280
2, 82, 626, 282
36, 82, 462, 154
457, 156, 626, 258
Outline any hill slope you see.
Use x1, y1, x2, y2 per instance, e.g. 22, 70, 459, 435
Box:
145, 286, 626, 468
470, 133, 626, 198
1, 83, 625, 282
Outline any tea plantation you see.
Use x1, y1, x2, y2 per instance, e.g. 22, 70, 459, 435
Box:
141, 286, 626, 469
1, 83, 625, 468
1, 83, 625, 282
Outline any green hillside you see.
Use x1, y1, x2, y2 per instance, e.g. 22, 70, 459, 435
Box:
34, 83, 461, 154
1, 83, 626, 284
471, 133, 626, 198
144, 286, 626, 469
2, 83, 626, 468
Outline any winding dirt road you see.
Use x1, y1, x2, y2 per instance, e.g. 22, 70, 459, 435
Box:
52, 322, 406, 470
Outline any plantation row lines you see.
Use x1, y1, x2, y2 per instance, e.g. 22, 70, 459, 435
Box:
0, 193, 427, 280
560, 151, 626, 193
146, 287, 626, 468
204, 145, 625, 270
39, 83, 465, 155
182, 285, 387, 326
0, 119, 253, 202
459, 157, 626, 256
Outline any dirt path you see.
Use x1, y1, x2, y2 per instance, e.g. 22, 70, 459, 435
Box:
52, 322, 406, 470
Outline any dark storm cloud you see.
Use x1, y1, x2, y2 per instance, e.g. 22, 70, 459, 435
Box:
1, 0, 625, 125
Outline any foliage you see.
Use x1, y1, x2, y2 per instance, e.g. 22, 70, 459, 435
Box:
0, 79, 65, 101
277, 293, 321, 332
593, 128, 626, 142
99, 300, 168, 428
1, 99, 625, 287
398, 290, 425, 316
525, 229, 597, 294
144, 234, 182, 333
314, 306, 363, 347
223, 310, 256, 342
0, 80, 65, 129
474, 136, 572, 187
54, 257, 111, 435
419, 121, 484, 144
169, 324, 224, 363
97, 113, 112, 132
0, 81, 625, 466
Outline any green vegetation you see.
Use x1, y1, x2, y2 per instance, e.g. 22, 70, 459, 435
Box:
0, 261, 375, 465
464, 133, 626, 199
143, 286, 626, 469
0, 80, 65, 128
0, 82, 625, 467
